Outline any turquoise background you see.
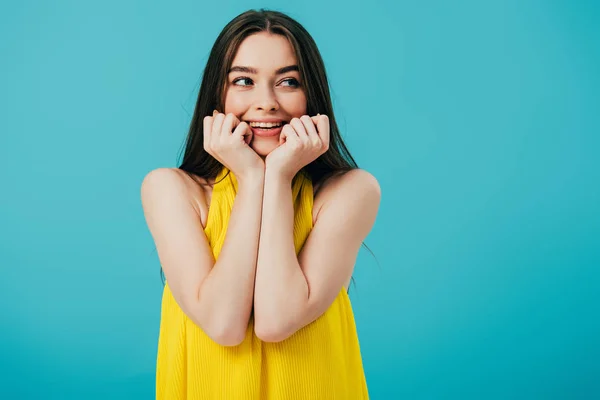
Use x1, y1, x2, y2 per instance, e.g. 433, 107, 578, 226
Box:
1, 0, 598, 398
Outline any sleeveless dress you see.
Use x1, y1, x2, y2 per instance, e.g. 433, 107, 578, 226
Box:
156, 167, 369, 399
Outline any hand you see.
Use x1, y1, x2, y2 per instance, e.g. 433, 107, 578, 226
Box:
265, 114, 330, 181
203, 111, 264, 180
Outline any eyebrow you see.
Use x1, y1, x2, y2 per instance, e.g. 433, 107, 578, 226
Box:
228, 65, 299, 75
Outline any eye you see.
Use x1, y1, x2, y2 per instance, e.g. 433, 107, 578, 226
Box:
280, 78, 300, 87
232, 77, 253, 86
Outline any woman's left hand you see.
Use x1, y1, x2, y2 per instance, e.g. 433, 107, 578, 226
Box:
265, 114, 330, 181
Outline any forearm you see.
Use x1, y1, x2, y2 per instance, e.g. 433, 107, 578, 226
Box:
195, 171, 265, 344
254, 169, 309, 336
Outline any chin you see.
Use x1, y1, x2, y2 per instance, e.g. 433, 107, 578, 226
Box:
251, 137, 279, 158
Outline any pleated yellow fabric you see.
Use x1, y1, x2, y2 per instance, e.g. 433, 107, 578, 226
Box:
156, 167, 369, 399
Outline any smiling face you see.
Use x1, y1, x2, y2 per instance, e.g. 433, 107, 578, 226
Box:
223, 32, 307, 158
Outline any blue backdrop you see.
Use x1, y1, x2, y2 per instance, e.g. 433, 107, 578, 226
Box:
1, 0, 598, 398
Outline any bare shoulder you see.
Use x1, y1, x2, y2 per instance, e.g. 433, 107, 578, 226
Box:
315, 168, 380, 196
141, 167, 209, 227
313, 169, 381, 223
141, 167, 197, 199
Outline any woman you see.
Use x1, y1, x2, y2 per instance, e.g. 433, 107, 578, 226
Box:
141, 8, 381, 399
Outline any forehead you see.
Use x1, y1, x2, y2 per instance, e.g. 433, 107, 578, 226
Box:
231, 32, 297, 72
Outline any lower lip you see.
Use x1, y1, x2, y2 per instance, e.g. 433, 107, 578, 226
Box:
250, 125, 283, 137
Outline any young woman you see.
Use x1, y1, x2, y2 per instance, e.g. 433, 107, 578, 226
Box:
141, 9, 381, 399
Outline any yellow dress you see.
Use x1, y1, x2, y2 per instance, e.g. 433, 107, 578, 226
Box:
156, 167, 369, 399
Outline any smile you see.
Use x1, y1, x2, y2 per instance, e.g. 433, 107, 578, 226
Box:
248, 121, 283, 128
247, 124, 284, 137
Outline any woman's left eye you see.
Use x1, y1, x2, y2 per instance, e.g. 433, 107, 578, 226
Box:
281, 78, 300, 87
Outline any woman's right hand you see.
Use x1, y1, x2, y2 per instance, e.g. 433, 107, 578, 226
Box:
203, 110, 264, 180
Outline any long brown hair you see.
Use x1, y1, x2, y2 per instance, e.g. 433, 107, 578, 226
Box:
168, 9, 377, 290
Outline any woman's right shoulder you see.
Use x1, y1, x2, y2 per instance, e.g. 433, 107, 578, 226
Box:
141, 167, 211, 227
141, 167, 208, 187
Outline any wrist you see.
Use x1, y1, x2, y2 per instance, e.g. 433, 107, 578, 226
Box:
265, 165, 295, 186
236, 167, 265, 186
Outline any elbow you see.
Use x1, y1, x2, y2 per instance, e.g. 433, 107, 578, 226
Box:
254, 302, 307, 343
188, 311, 246, 347
182, 297, 248, 347
208, 323, 246, 347
213, 331, 246, 347
254, 321, 292, 343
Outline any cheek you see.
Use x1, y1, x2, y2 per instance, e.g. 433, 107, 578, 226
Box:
282, 92, 307, 115
223, 91, 248, 114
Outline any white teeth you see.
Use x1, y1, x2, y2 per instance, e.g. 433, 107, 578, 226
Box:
249, 121, 282, 128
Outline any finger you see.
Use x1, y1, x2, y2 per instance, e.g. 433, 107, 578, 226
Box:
232, 120, 253, 145
280, 123, 298, 146
290, 118, 309, 145
203, 115, 214, 149
316, 114, 329, 149
230, 114, 253, 145
300, 115, 320, 145
221, 113, 236, 136
212, 112, 225, 143
310, 113, 320, 126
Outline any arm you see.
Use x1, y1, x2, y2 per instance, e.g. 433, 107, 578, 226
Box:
253, 168, 381, 342
141, 167, 265, 346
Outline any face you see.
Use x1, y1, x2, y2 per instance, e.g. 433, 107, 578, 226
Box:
224, 32, 307, 158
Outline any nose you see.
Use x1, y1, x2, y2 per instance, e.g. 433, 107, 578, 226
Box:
254, 84, 279, 111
